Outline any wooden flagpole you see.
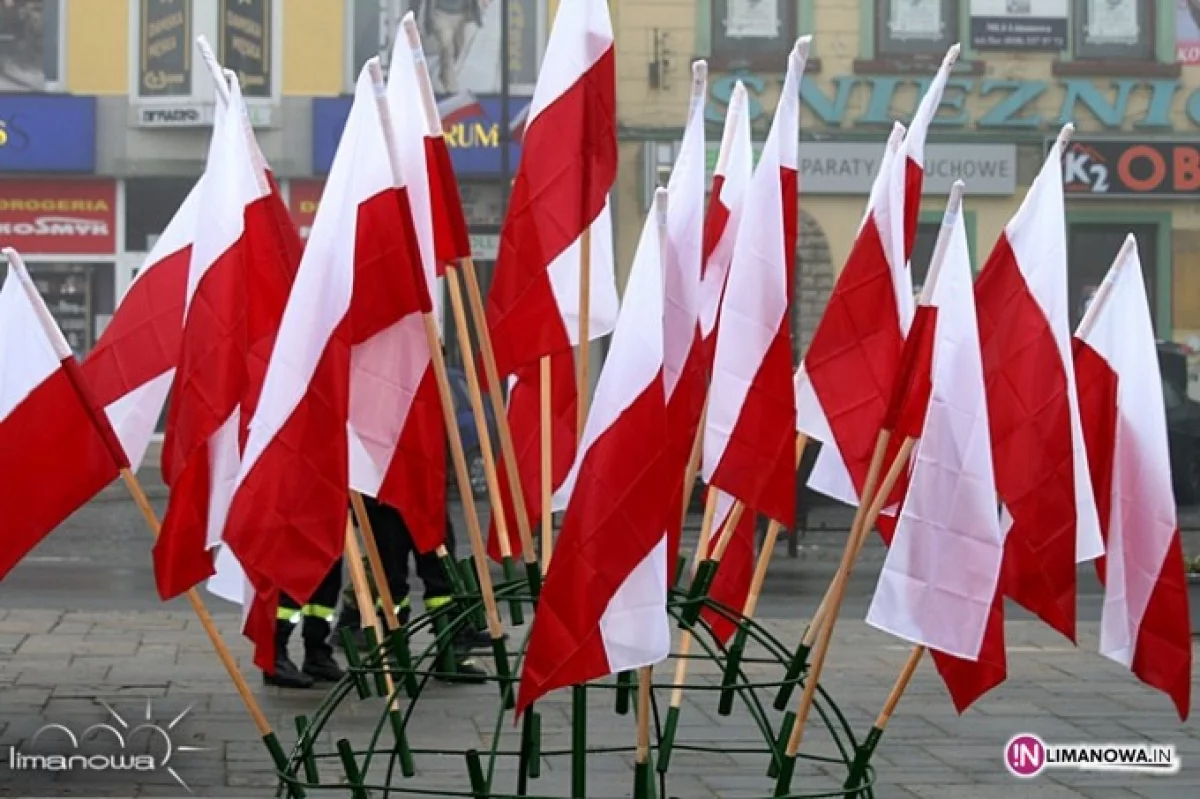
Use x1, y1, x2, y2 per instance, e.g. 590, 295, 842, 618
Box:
344, 516, 394, 688
365, 60, 510, 692
118, 470, 305, 792
679, 401, 707, 532
774, 436, 916, 792
633, 665, 655, 799
444, 267, 525, 623
460, 258, 542, 589
397, 14, 541, 598
539, 356, 554, 574
348, 491, 404, 633
775, 180, 967, 711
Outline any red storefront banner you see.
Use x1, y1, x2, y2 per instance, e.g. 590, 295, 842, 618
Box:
288, 179, 323, 240
0, 179, 117, 255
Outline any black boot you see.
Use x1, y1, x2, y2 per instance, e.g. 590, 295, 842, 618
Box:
454, 621, 502, 653
263, 620, 314, 689
302, 616, 345, 682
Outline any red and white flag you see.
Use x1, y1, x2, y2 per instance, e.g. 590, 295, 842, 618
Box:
866, 184, 1007, 661
155, 75, 275, 601
703, 38, 809, 527
328, 16, 473, 554
518, 190, 671, 715
662, 61, 709, 565
974, 126, 1104, 643
222, 63, 428, 606
485, 0, 619, 558
1073, 237, 1191, 720
798, 45, 959, 510
81, 185, 198, 472
697, 80, 753, 354
82, 79, 294, 475
0, 249, 127, 580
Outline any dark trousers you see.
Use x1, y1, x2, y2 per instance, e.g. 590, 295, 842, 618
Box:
279, 560, 344, 618
362, 495, 455, 609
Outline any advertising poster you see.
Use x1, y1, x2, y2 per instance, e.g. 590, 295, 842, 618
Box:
0, 0, 55, 91
407, 0, 538, 95
1178, 0, 1200, 64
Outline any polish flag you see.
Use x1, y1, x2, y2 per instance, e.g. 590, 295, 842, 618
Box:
82, 81, 295, 475
518, 190, 671, 716
1073, 237, 1191, 720
80, 183, 197, 473
856, 191, 1008, 712
866, 184, 1007, 662
701, 488, 758, 644
222, 62, 429, 606
484, 0, 619, 558
662, 61, 709, 566
324, 15, 477, 554
0, 249, 127, 580
798, 44, 959, 510
703, 38, 810, 528
973, 126, 1104, 643
155, 74, 276, 601
697, 80, 753, 353
484, 0, 618, 380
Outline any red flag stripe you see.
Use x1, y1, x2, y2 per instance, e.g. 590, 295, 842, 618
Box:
975, 235, 1078, 642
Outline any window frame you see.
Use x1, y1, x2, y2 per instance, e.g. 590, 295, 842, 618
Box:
344, 0, 402, 92
1069, 0, 1155, 61
697, 1, 819, 72
875, 0, 962, 58
0, 0, 66, 92
128, 0, 281, 116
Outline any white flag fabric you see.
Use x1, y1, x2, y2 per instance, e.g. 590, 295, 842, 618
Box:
866, 186, 1005, 661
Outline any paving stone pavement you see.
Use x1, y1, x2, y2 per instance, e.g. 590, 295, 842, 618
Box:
0, 608, 1196, 798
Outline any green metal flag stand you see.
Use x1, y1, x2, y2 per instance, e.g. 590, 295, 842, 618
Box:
267, 564, 887, 798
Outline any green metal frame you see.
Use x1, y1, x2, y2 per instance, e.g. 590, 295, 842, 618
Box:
266, 558, 884, 798
1065, 208, 1173, 337
695, 1, 816, 57
919, 208, 977, 269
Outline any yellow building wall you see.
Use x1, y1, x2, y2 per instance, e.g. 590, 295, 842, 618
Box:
66, 0, 129, 94
281, 0, 344, 96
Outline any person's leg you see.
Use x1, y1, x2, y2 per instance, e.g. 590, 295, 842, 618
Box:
301, 560, 346, 681
264, 593, 314, 689
430, 8, 459, 92
372, 496, 415, 625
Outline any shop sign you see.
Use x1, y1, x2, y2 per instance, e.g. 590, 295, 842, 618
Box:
135, 102, 273, 128
138, 0, 192, 98
707, 74, 1200, 131
287, 179, 323, 239
0, 95, 96, 173
0, 180, 117, 255
682, 142, 1016, 196
969, 0, 1068, 52
220, 0, 272, 98
1055, 139, 1200, 198
312, 95, 527, 176
470, 233, 499, 260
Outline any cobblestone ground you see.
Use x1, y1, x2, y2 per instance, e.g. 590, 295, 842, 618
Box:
0, 607, 1196, 798
0, 481, 1197, 797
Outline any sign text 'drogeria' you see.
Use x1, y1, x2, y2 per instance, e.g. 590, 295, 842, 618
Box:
708, 75, 1200, 131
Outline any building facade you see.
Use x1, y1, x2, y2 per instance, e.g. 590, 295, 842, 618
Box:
2, 1, 1197, 393
616, 0, 1200, 392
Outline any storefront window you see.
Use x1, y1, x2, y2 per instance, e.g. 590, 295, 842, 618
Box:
1071, 0, 1154, 61
877, 0, 960, 57
125, 177, 197, 253
0, 261, 115, 358
1068, 222, 1158, 332
138, 0, 193, 98
0, 0, 61, 91
710, 0, 798, 69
